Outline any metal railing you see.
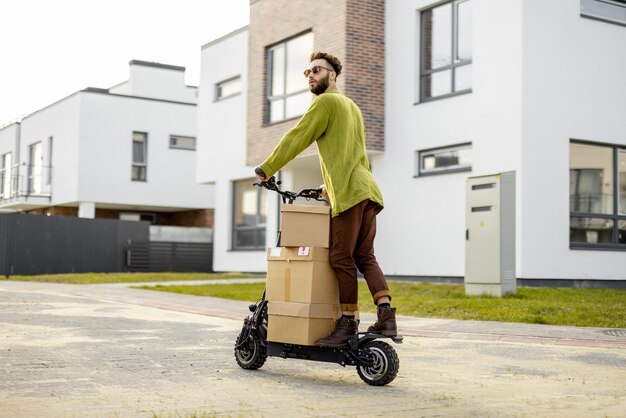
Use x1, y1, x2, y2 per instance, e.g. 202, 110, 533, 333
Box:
0, 164, 52, 202
569, 193, 613, 214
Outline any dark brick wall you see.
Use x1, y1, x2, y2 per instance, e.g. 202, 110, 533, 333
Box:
157, 209, 214, 227
26, 207, 214, 227
345, 0, 385, 152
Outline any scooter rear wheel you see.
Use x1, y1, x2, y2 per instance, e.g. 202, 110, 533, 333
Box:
357, 340, 399, 386
234, 328, 267, 370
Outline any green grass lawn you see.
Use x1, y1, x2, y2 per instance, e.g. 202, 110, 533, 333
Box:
6, 272, 262, 285
139, 280, 626, 328
8, 271, 624, 327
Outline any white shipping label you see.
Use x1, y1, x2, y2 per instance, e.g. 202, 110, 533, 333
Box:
297, 246, 310, 256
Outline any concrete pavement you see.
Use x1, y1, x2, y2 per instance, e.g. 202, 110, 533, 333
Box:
0, 279, 625, 417
1, 279, 623, 349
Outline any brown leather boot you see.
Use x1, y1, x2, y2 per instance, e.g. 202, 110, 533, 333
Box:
367, 306, 397, 336
316, 316, 358, 348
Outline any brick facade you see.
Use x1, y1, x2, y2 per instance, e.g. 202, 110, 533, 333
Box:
247, 0, 385, 166
345, 0, 385, 152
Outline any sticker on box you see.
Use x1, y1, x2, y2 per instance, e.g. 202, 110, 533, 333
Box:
297, 246, 310, 256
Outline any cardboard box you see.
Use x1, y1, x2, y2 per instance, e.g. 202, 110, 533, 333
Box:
266, 246, 339, 304
280, 204, 330, 248
267, 301, 341, 345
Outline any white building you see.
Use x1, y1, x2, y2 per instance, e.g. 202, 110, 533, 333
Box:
0, 60, 214, 226
197, 0, 625, 285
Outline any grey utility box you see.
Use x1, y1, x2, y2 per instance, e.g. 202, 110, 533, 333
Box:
465, 171, 516, 297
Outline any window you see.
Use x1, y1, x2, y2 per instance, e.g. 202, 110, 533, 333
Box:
132, 132, 147, 181
120, 212, 156, 224
47, 136, 53, 185
416, 143, 472, 176
216, 76, 242, 100
570, 141, 626, 248
420, 0, 473, 101
1, 152, 12, 199
232, 179, 267, 250
169, 135, 196, 150
580, 0, 626, 27
267, 32, 314, 123
28, 142, 43, 194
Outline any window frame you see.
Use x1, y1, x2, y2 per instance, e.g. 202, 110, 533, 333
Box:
419, 0, 473, 103
1, 152, 12, 199
46, 136, 53, 185
415, 142, 472, 177
28, 141, 43, 195
580, 0, 626, 27
231, 178, 267, 251
266, 31, 313, 124
215, 75, 242, 101
132, 131, 148, 182
569, 139, 626, 251
169, 135, 196, 151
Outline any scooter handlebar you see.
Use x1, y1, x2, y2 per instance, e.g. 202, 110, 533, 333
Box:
253, 176, 326, 204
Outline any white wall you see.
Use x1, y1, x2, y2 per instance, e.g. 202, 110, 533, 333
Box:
18, 95, 82, 204
110, 62, 197, 103
520, 0, 626, 280
198, 28, 266, 272
0, 123, 21, 201
0, 123, 20, 161
379, 0, 523, 277
78, 91, 212, 209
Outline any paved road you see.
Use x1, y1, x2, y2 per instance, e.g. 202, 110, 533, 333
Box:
1, 281, 625, 417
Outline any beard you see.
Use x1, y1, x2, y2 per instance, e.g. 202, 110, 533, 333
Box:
309, 73, 330, 95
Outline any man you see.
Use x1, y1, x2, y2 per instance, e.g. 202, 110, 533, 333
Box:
255, 51, 396, 348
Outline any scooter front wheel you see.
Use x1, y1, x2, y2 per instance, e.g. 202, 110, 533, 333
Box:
357, 340, 399, 386
234, 326, 267, 370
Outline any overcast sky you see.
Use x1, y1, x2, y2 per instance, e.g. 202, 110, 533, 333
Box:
0, 0, 249, 127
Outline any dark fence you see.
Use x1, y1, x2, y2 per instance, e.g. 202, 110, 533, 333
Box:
0, 213, 148, 276
126, 242, 213, 272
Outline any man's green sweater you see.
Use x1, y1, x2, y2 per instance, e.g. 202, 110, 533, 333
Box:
259, 88, 383, 217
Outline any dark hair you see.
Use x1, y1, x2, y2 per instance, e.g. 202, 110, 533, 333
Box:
309, 51, 342, 78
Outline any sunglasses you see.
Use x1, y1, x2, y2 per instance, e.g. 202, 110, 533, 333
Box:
303, 65, 334, 77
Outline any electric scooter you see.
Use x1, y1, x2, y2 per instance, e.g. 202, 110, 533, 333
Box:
234, 176, 402, 386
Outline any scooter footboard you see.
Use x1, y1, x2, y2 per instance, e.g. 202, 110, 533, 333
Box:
267, 342, 363, 366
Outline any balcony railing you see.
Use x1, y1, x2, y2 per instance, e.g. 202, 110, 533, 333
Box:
0, 164, 52, 202
570, 193, 613, 214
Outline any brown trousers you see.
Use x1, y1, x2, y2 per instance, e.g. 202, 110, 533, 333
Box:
329, 199, 391, 312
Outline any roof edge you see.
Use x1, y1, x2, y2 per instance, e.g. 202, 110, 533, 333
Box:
129, 60, 186, 72
201, 25, 249, 50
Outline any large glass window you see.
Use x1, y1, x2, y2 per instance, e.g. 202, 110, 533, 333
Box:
417, 143, 472, 176
47, 136, 53, 185
1, 152, 12, 199
570, 141, 626, 248
420, 0, 473, 101
28, 142, 43, 194
267, 32, 314, 123
132, 132, 147, 181
233, 179, 267, 250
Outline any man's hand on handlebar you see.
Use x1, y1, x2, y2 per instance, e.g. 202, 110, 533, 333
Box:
254, 166, 269, 182
319, 184, 327, 197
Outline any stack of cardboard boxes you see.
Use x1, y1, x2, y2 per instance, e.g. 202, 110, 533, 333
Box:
266, 204, 341, 345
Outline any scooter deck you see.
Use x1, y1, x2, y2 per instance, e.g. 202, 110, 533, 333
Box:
266, 333, 403, 367
266, 342, 359, 366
